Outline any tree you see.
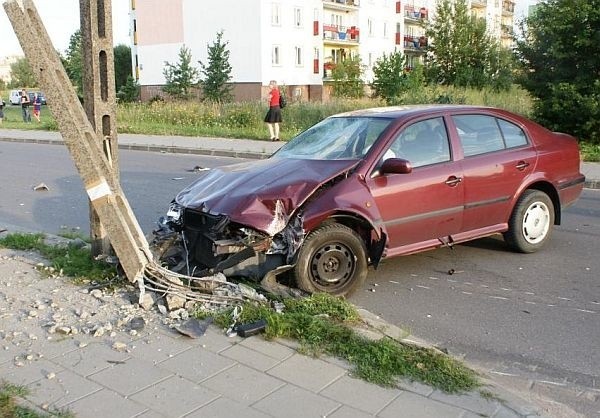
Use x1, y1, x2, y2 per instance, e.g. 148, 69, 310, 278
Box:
331, 55, 364, 98
425, 0, 511, 89
162, 45, 199, 99
116, 75, 140, 103
9, 57, 36, 87
113, 44, 132, 92
63, 30, 83, 97
61, 31, 133, 98
371, 51, 410, 104
515, 0, 600, 142
199, 31, 233, 103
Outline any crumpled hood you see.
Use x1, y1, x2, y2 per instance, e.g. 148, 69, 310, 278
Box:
175, 157, 359, 235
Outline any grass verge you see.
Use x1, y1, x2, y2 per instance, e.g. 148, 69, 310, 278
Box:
0, 381, 73, 418
0, 232, 478, 392
201, 293, 479, 393
580, 142, 600, 162
0, 232, 116, 284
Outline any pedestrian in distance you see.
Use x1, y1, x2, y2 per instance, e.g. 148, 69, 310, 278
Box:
20, 90, 31, 123
32, 92, 42, 123
0, 97, 4, 124
264, 80, 282, 141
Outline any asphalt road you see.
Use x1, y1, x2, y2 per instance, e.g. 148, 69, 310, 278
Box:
1, 142, 599, 396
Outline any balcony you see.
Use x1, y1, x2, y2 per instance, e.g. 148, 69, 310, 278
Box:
501, 24, 512, 38
323, 0, 359, 11
403, 35, 427, 53
404, 7, 429, 22
323, 25, 360, 44
502, 0, 515, 15
471, 0, 486, 8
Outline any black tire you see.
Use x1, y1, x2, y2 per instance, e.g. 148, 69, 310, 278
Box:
293, 223, 368, 297
504, 190, 555, 253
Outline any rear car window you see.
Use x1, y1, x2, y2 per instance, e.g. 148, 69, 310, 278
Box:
452, 115, 504, 157
497, 119, 528, 148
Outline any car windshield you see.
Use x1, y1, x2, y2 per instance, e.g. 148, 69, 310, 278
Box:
275, 116, 393, 160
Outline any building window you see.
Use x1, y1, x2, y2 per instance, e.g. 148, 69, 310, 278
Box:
295, 46, 303, 66
368, 19, 373, 36
271, 2, 281, 26
272, 45, 281, 65
368, 52, 373, 67
383, 21, 388, 38
294, 7, 303, 28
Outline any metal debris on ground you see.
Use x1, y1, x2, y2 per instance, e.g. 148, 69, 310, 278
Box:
225, 305, 242, 337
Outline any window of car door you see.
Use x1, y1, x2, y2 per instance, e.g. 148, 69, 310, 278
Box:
385, 117, 452, 168
452, 114, 529, 157
451, 114, 534, 231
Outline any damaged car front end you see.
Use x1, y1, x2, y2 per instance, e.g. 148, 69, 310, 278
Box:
157, 115, 395, 296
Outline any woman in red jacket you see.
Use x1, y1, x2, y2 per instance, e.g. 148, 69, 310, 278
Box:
264, 80, 282, 141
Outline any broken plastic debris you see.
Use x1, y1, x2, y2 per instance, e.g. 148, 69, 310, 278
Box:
236, 319, 267, 337
175, 317, 213, 338
33, 182, 49, 191
187, 165, 210, 172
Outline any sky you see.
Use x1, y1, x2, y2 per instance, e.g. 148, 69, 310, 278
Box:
0, 0, 537, 58
0, 0, 130, 57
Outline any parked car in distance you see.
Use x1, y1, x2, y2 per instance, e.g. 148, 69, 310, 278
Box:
9, 89, 22, 105
8, 89, 47, 105
163, 105, 585, 296
28, 91, 47, 105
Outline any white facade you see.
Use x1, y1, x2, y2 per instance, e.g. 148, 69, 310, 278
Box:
129, 0, 513, 99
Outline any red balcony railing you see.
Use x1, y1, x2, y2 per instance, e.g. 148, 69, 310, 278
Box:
323, 25, 360, 42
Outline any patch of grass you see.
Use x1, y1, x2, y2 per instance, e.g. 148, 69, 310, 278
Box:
580, 142, 600, 162
202, 294, 479, 393
0, 232, 116, 282
0, 380, 74, 418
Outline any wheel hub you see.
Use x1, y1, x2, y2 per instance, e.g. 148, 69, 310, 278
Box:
523, 202, 550, 243
310, 243, 355, 285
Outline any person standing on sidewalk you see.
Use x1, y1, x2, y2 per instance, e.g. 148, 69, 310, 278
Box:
32, 92, 42, 123
20, 90, 31, 123
0, 97, 4, 124
264, 80, 282, 141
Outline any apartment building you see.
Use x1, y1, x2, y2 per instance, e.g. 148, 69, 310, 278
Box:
129, 0, 513, 101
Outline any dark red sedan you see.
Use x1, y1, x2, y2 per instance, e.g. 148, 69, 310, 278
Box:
164, 105, 584, 296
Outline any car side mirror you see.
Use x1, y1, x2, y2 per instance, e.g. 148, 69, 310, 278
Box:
380, 158, 413, 175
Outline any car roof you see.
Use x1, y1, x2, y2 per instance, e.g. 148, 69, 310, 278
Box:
331, 104, 499, 119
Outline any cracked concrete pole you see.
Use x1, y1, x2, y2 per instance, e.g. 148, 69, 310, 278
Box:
3, 0, 150, 283
80, 0, 119, 257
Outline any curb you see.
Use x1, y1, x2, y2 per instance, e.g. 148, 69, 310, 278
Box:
0, 136, 272, 160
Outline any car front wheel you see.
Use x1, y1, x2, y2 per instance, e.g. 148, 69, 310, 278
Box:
293, 223, 367, 297
504, 190, 554, 253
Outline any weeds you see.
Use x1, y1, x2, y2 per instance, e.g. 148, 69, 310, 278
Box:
202, 293, 479, 393
580, 142, 600, 162
0, 381, 74, 418
0, 232, 116, 283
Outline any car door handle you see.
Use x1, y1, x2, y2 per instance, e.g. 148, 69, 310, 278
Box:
515, 161, 530, 171
445, 176, 462, 186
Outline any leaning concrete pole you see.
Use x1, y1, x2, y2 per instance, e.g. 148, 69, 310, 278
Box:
3, 0, 150, 283
80, 0, 119, 257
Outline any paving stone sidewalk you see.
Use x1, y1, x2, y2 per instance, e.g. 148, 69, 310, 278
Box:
0, 247, 545, 418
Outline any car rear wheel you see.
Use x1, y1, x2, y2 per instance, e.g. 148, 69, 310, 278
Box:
293, 223, 367, 297
504, 190, 554, 253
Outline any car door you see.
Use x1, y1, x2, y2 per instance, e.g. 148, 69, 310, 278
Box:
366, 117, 464, 257
450, 114, 536, 234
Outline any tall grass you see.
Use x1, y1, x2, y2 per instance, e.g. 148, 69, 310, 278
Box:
3, 85, 533, 141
